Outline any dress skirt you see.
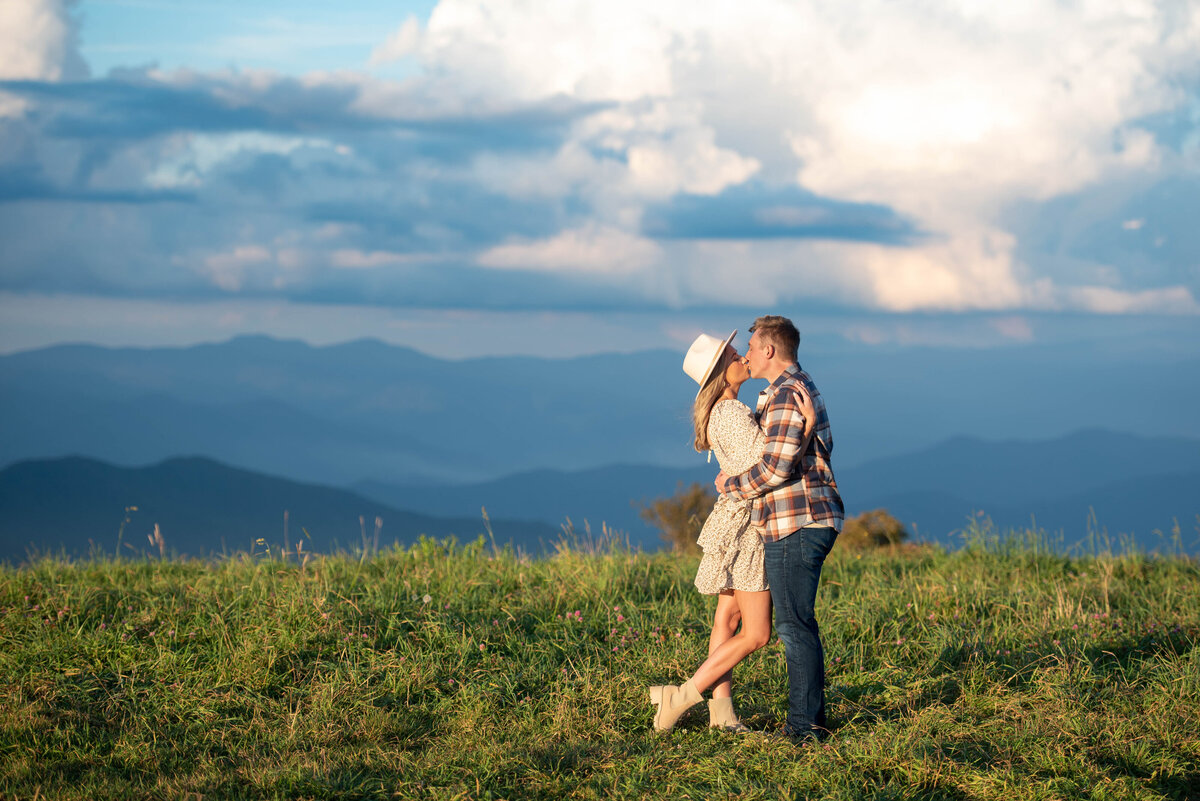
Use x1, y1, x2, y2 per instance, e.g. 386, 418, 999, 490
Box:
693, 495, 768, 594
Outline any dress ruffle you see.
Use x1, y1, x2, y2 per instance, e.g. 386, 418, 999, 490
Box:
694, 496, 768, 594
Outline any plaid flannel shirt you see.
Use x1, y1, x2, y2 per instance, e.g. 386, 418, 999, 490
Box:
719, 363, 844, 541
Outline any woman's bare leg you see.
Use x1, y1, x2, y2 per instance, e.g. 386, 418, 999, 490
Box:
708, 591, 741, 699
689, 589, 772, 693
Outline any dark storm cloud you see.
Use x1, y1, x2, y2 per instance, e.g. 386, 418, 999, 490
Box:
0, 76, 600, 156
642, 183, 921, 244
281, 261, 662, 311
0, 163, 194, 204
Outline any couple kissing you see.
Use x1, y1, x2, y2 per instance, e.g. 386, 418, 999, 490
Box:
648, 314, 844, 741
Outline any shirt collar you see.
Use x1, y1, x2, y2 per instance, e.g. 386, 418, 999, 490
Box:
757, 363, 801, 412
768, 363, 801, 391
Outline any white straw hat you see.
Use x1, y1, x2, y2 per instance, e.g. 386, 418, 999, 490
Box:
682, 330, 737, 399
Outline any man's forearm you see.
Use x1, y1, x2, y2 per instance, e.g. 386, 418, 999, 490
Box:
720, 447, 797, 499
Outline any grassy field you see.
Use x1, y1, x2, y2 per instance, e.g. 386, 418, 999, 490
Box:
1, 527, 1198, 800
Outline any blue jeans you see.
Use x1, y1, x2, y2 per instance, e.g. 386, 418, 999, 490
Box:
764, 525, 839, 738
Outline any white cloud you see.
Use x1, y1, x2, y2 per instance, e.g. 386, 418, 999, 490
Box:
0, 0, 87, 115
478, 225, 661, 274
1062, 285, 1200, 314
330, 249, 439, 269
0, 0, 86, 82
202, 245, 272, 291
369, 16, 422, 65
3, 0, 1198, 326
385, 0, 1200, 314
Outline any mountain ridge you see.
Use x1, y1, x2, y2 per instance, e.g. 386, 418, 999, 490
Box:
0, 455, 561, 564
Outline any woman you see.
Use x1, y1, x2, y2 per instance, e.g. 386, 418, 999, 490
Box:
649, 330, 815, 733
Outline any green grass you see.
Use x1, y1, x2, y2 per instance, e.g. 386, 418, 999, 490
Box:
1, 531, 1198, 800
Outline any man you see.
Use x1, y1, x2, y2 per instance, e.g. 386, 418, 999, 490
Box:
714, 314, 844, 741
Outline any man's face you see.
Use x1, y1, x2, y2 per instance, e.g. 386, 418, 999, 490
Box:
745, 332, 771, 379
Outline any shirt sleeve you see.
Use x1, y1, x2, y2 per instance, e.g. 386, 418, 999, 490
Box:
720, 386, 807, 499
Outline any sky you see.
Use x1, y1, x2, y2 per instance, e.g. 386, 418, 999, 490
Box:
0, 0, 1198, 358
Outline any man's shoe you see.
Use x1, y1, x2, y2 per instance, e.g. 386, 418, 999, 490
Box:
707, 697, 751, 733
648, 680, 702, 732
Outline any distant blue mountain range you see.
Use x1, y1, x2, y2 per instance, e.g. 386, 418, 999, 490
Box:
0, 456, 560, 563
355, 428, 1200, 553
1, 335, 1197, 557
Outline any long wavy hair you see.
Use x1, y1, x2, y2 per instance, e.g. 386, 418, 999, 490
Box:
692, 348, 736, 452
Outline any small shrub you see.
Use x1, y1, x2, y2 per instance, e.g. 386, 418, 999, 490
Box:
637, 482, 716, 555
840, 508, 909, 550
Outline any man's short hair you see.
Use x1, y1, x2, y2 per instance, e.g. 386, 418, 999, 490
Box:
749, 315, 799, 362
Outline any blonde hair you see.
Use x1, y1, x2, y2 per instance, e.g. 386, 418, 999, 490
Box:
692, 348, 735, 452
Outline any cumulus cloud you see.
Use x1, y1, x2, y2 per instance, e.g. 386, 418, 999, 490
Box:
375, 0, 1200, 314
0, 0, 87, 82
369, 16, 421, 66
1, 0, 1198, 322
0, 0, 87, 116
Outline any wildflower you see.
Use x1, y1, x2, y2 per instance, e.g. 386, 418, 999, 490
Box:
617, 615, 625, 623
614, 606, 620, 611
422, 594, 432, 604
99, 623, 107, 630
479, 644, 486, 651
321, 612, 329, 619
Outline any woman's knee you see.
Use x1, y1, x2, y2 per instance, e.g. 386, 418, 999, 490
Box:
745, 629, 772, 651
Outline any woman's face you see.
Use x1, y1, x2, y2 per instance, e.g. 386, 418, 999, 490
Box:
723, 345, 751, 385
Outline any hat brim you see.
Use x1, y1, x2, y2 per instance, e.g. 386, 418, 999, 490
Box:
694, 329, 738, 400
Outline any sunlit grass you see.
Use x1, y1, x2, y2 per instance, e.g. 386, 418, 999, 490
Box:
1, 528, 1197, 800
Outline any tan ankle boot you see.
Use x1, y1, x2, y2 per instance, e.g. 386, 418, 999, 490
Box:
708, 697, 750, 733
648, 680, 703, 732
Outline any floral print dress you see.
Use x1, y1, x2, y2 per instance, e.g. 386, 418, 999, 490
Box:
694, 399, 768, 594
